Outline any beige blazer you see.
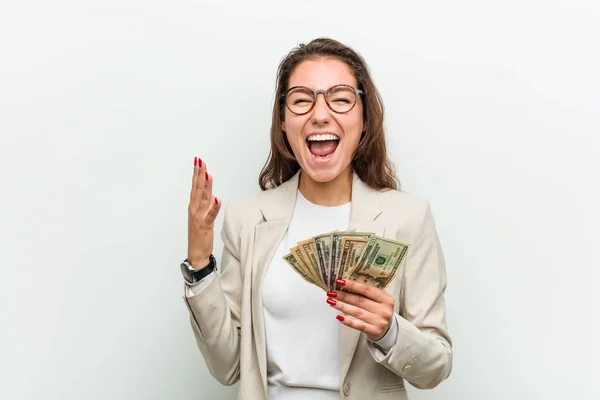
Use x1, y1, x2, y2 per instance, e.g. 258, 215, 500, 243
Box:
182, 171, 452, 400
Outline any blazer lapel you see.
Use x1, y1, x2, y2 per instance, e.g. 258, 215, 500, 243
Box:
339, 172, 386, 383
251, 171, 300, 395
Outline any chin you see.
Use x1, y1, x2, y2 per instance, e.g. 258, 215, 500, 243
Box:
301, 164, 346, 184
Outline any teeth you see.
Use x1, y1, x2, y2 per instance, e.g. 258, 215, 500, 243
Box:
307, 134, 340, 141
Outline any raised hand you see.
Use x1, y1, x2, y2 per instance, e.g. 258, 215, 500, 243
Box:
187, 157, 221, 269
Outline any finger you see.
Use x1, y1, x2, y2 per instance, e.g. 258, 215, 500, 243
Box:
190, 157, 206, 208
205, 196, 222, 223
333, 291, 380, 314
336, 314, 380, 338
203, 172, 213, 202
194, 162, 208, 212
195, 159, 207, 191
335, 278, 393, 305
327, 298, 378, 326
190, 157, 199, 201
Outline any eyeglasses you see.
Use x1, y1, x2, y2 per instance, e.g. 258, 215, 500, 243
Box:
282, 84, 364, 115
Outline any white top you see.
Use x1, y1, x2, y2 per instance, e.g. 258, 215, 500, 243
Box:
186, 190, 398, 399
261, 190, 350, 400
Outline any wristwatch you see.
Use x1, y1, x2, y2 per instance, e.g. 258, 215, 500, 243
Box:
180, 254, 217, 285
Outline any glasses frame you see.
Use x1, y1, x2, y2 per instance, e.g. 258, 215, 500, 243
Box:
282, 84, 364, 115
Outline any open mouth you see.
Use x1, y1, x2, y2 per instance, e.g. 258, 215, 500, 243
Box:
307, 133, 340, 160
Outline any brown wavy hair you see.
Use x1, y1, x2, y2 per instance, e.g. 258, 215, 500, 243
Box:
258, 37, 399, 192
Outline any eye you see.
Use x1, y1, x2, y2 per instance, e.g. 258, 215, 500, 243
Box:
330, 95, 352, 103
328, 87, 355, 104
293, 99, 312, 105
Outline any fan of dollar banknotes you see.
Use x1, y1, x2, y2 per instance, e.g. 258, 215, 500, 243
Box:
283, 230, 410, 292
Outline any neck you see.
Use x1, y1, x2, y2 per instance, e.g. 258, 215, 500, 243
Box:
298, 166, 353, 206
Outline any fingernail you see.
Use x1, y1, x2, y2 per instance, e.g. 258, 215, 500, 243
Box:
215, 197, 218, 205
194, 157, 197, 167
205, 172, 209, 181
326, 298, 336, 306
327, 291, 337, 298
198, 158, 203, 168
336, 279, 346, 286
336, 315, 345, 322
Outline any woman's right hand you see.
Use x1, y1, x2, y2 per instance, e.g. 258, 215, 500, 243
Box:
187, 157, 221, 270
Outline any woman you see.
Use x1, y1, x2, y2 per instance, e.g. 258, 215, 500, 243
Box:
180, 38, 452, 400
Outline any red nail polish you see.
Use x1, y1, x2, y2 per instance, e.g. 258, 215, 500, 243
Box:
326, 298, 336, 306
205, 172, 209, 181
194, 157, 197, 167
336, 279, 346, 286
327, 291, 337, 298
336, 315, 345, 322
215, 197, 218, 204
198, 158, 203, 168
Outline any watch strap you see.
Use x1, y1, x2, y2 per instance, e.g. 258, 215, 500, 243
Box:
182, 254, 216, 284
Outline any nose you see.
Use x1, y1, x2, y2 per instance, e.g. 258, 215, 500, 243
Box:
310, 92, 331, 124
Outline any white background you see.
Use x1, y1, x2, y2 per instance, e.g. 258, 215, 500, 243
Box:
1, 1, 599, 399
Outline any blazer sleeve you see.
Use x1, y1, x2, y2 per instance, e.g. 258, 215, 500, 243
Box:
367, 201, 453, 389
182, 204, 243, 386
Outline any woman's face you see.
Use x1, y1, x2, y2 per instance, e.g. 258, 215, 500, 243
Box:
282, 58, 364, 184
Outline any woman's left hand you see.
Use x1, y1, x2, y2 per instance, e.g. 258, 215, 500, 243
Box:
326, 278, 395, 342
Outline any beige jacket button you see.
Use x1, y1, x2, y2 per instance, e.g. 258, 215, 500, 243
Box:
343, 381, 351, 395
402, 365, 411, 373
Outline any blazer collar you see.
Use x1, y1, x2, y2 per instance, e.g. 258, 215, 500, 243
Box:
258, 169, 382, 223
258, 170, 301, 222
348, 171, 383, 224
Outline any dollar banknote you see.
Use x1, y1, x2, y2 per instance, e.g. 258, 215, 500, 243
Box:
290, 245, 315, 280
331, 232, 373, 288
291, 244, 326, 290
284, 231, 409, 292
338, 235, 370, 281
329, 231, 357, 290
283, 252, 316, 285
297, 238, 326, 288
348, 236, 410, 290
314, 233, 333, 289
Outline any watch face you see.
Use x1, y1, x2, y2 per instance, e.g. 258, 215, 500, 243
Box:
181, 263, 193, 283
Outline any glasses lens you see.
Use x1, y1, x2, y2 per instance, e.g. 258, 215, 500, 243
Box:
326, 86, 356, 113
287, 88, 314, 114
